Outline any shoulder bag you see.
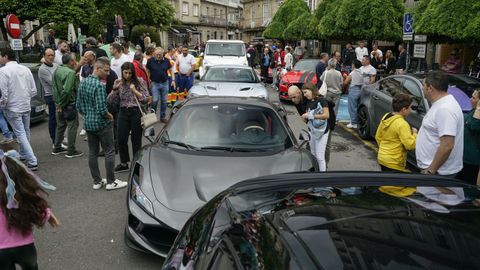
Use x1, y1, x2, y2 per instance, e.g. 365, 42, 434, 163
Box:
134, 95, 158, 128
319, 70, 328, 96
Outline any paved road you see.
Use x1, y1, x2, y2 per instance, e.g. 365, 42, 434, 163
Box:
26, 85, 378, 269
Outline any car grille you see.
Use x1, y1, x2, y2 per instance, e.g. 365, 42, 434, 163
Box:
128, 214, 178, 254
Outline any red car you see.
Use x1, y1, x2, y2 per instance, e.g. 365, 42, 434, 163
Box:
279, 59, 320, 100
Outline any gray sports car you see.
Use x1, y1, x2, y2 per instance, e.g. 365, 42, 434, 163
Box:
188, 65, 268, 99
124, 96, 318, 256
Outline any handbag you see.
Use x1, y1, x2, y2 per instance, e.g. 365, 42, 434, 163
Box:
319, 70, 328, 96
134, 95, 157, 128
62, 103, 77, 121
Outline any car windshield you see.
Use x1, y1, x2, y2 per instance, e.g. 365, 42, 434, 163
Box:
205, 43, 245, 57
203, 67, 257, 83
163, 103, 292, 152
293, 60, 319, 71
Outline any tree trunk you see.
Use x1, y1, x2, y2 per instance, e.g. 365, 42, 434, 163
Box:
22, 21, 51, 43
0, 21, 8, 41
128, 24, 134, 41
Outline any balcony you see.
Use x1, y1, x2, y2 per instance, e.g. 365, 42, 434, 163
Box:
200, 15, 227, 26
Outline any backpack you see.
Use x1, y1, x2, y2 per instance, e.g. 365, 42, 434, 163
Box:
326, 99, 336, 131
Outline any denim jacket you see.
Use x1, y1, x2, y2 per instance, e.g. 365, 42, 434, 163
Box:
307, 100, 327, 139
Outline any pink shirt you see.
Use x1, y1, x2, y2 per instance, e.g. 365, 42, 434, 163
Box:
0, 208, 51, 249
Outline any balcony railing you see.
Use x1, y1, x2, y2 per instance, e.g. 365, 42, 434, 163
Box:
200, 15, 227, 26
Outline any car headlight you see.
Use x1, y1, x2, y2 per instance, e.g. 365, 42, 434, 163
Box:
130, 164, 154, 216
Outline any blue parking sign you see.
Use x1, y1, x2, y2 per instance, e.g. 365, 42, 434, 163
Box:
403, 13, 413, 34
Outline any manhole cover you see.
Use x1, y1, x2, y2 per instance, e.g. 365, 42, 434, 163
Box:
329, 142, 351, 152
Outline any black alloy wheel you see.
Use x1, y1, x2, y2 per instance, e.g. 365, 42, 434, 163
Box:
357, 106, 371, 140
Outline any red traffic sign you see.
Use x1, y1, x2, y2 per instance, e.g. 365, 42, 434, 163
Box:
6, 14, 21, 39
116, 15, 123, 29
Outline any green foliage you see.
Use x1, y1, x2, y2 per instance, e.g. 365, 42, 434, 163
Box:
414, 0, 480, 42
131, 25, 160, 45
283, 13, 316, 40
317, 0, 404, 41
263, 0, 310, 39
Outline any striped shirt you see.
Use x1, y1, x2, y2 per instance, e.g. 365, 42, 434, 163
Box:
76, 75, 110, 131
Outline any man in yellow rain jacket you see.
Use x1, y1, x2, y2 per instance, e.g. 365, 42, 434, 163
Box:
375, 94, 417, 172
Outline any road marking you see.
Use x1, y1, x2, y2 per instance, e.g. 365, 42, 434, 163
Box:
337, 122, 378, 152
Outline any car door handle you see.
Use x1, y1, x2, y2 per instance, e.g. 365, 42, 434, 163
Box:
373, 95, 380, 100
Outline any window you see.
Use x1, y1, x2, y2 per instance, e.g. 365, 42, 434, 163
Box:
182, 2, 189, 15
250, 6, 255, 21
214, 8, 217, 17
263, 4, 269, 23
379, 78, 404, 97
206, 6, 209, 16
193, 4, 199, 16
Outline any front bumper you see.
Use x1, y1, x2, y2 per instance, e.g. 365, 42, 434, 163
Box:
125, 196, 190, 257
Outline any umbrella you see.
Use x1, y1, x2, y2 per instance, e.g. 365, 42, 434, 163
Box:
448, 86, 472, 112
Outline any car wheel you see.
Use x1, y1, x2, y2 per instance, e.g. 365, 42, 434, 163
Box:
358, 106, 371, 139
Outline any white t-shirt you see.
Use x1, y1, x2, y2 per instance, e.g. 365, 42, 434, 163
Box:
177, 54, 196, 75
359, 65, 376, 85
416, 94, 464, 175
125, 52, 135, 62
110, 54, 131, 78
284, 53, 293, 70
370, 49, 383, 58
54, 49, 64, 65
355, 47, 368, 61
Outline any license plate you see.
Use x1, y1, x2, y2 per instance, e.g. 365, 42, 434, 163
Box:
35, 105, 45, 113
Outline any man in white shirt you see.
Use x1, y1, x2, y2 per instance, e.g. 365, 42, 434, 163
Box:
416, 71, 464, 176
176, 47, 196, 94
122, 42, 135, 62
109, 42, 131, 78
370, 43, 383, 59
0, 48, 39, 170
359, 56, 376, 85
284, 47, 294, 71
355, 41, 368, 61
54, 40, 69, 65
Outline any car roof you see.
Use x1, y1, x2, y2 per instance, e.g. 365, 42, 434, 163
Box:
206, 40, 244, 44
183, 96, 273, 108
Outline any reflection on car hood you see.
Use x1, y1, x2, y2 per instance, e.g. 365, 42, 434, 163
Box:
282, 70, 316, 84
148, 147, 303, 213
190, 82, 267, 98
204, 57, 246, 66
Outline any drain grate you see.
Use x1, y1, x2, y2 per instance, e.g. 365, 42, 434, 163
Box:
329, 142, 351, 152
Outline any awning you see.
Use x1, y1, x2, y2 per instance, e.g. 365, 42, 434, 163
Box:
170, 26, 199, 35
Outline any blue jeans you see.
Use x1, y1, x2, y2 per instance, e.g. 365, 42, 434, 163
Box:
0, 110, 13, 139
45, 95, 57, 144
178, 74, 193, 92
4, 110, 37, 166
348, 85, 362, 125
151, 81, 169, 119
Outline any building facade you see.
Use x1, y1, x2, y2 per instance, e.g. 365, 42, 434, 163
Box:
241, 0, 282, 43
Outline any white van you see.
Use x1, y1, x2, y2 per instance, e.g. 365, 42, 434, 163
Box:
199, 40, 248, 78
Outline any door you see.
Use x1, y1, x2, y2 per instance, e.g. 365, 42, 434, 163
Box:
402, 78, 427, 130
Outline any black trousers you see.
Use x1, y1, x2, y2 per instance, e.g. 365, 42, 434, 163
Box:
457, 163, 479, 185
0, 243, 38, 270
380, 164, 404, 173
118, 107, 143, 164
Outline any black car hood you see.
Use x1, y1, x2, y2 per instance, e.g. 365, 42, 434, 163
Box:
148, 146, 304, 213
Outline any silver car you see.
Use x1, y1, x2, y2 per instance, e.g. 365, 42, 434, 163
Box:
188, 65, 268, 99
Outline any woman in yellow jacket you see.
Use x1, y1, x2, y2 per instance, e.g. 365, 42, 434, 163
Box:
375, 94, 417, 172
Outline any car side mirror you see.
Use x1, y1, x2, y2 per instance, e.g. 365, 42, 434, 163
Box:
297, 129, 310, 149
143, 126, 155, 143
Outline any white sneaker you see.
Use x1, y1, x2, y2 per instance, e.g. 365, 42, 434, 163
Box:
80, 129, 86, 136
106, 179, 128, 190
62, 138, 68, 144
346, 123, 358, 129
93, 178, 107, 190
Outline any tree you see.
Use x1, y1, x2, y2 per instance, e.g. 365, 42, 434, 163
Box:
263, 0, 310, 40
316, 0, 404, 41
95, 0, 175, 40
283, 13, 317, 41
0, 0, 96, 42
413, 0, 480, 42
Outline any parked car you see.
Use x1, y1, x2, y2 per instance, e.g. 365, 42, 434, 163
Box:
21, 63, 47, 124
188, 49, 202, 71
358, 73, 471, 168
189, 65, 268, 99
278, 58, 320, 100
162, 172, 480, 270
199, 40, 248, 78
124, 96, 318, 256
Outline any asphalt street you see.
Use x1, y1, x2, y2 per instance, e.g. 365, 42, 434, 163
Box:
24, 85, 379, 269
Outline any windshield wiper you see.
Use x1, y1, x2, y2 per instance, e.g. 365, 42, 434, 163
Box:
163, 140, 200, 151
200, 146, 267, 152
